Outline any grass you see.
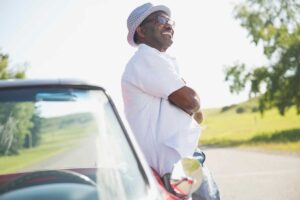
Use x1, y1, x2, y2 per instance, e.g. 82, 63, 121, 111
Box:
0, 121, 96, 174
200, 100, 300, 152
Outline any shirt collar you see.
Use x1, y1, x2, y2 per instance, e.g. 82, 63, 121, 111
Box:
138, 44, 162, 54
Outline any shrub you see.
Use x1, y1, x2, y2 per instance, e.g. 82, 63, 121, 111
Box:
252, 106, 259, 112
236, 107, 246, 113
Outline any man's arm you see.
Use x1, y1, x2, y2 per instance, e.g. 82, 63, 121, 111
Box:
168, 86, 203, 123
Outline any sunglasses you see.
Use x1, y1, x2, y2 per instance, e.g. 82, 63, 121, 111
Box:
142, 15, 175, 27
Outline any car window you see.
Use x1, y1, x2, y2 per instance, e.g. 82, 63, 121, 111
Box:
0, 88, 147, 200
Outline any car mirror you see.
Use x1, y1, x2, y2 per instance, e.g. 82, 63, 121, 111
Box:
36, 92, 77, 101
170, 157, 203, 197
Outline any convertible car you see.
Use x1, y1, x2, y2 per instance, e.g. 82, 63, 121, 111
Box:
0, 79, 201, 200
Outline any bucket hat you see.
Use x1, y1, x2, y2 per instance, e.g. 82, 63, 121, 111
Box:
127, 2, 171, 47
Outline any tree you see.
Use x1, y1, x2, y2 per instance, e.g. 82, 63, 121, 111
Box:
224, 0, 300, 115
29, 110, 42, 147
0, 52, 26, 79
0, 103, 35, 155
0, 51, 28, 155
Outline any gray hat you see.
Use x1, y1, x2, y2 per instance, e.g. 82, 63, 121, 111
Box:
127, 2, 171, 47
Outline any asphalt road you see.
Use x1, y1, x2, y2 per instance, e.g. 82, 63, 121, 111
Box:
203, 147, 300, 200
28, 133, 98, 171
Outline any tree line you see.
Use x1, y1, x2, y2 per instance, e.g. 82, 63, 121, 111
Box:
0, 51, 39, 155
225, 0, 300, 115
0, 103, 42, 155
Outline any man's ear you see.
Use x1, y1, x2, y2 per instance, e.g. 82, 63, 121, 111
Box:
136, 26, 145, 39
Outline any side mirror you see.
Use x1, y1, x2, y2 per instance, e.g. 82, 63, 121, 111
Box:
170, 157, 203, 197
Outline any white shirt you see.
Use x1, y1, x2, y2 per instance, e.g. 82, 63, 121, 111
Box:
122, 44, 201, 176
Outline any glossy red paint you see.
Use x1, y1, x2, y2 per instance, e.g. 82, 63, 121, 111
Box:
151, 168, 183, 200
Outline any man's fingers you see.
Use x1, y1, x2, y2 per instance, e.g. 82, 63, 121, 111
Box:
193, 111, 203, 124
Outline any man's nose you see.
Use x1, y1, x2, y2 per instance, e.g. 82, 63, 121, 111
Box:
164, 24, 174, 33
165, 22, 174, 29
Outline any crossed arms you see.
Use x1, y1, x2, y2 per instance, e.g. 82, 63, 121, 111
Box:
168, 86, 203, 124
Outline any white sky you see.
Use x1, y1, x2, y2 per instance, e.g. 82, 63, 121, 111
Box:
0, 0, 267, 112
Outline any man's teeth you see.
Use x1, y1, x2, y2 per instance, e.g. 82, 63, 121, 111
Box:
162, 32, 172, 37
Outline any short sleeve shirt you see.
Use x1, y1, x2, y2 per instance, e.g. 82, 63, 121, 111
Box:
122, 44, 201, 176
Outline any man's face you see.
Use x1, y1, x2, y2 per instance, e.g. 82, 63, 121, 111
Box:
140, 11, 175, 52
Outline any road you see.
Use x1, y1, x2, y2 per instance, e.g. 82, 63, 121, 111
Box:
203, 147, 300, 200
27, 133, 98, 171
26, 136, 300, 200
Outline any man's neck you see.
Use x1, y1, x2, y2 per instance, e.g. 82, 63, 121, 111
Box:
141, 42, 167, 52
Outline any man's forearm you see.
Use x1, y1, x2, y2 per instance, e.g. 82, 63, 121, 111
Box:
168, 86, 201, 115
169, 99, 203, 123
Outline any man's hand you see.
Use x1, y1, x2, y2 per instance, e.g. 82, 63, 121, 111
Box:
193, 110, 203, 124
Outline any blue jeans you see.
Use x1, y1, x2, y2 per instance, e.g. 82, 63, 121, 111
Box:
192, 148, 220, 200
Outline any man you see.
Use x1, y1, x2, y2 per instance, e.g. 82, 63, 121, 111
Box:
122, 2, 220, 200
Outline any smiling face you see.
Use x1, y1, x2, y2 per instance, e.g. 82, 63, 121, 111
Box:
136, 11, 175, 52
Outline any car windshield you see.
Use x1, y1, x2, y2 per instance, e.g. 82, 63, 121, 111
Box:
0, 86, 147, 199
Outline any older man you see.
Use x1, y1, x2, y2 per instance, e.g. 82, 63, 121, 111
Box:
122, 2, 220, 200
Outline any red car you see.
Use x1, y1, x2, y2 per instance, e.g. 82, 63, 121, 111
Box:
0, 79, 202, 200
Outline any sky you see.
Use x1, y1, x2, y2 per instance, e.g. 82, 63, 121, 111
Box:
0, 0, 268, 112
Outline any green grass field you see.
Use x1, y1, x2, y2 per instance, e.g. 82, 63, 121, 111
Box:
200, 99, 300, 152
